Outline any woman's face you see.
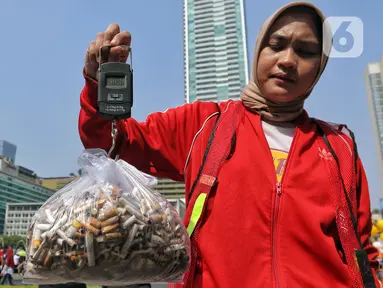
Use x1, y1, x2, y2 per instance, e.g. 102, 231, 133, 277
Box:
257, 10, 322, 102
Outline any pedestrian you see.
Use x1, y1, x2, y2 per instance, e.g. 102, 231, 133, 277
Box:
78, 2, 380, 288
1, 247, 14, 285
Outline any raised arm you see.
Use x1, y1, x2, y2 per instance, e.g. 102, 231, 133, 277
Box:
79, 23, 219, 182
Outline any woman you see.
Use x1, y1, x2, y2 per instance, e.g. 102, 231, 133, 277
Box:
79, 2, 380, 288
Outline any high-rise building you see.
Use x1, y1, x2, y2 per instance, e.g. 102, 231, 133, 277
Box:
365, 55, 383, 196
0, 157, 55, 233
0, 140, 17, 164
183, 0, 249, 103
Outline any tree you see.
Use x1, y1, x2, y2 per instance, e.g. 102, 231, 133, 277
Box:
0, 235, 26, 249
372, 208, 381, 215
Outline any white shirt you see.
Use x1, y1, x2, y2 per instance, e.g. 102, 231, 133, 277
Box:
262, 120, 295, 182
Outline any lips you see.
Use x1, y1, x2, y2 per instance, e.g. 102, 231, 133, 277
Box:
270, 73, 296, 83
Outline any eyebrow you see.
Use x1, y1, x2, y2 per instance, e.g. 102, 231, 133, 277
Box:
269, 33, 320, 46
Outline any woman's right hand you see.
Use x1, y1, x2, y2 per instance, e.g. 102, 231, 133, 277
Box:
84, 23, 132, 80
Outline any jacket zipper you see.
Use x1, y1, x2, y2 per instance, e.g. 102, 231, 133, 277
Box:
261, 123, 298, 288
273, 182, 282, 288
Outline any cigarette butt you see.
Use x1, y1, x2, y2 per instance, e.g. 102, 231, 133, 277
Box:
151, 234, 167, 246
91, 208, 98, 216
121, 215, 136, 230
117, 207, 126, 215
152, 203, 162, 212
101, 223, 119, 234
32, 239, 41, 249
150, 213, 166, 224
118, 198, 149, 223
36, 224, 52, 231
101, 216, 119, 228
85, 232, 95, 267
45, 209, 55, 224
56, 230, 77, 247
99, 208, 118, 221
82, 223, 100, 235
70, 250, 85, 256
72, 219, 82, 229
33, 228, 42, 240
89, 217, 102, 229
96, 235, 105, 243
140, 199, 150, 215
46, 214, 68, 238
111, 185, 120, 199
97, 199, 106, 208
121, 224, 138, 258
65, 226, 77, 238
37, 248, 48, 265
75, 232, 85, 238
104, 232, 123, 241
43, 251, 53, 268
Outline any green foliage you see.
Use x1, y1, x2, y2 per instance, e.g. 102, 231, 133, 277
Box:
0, 235, 26, 249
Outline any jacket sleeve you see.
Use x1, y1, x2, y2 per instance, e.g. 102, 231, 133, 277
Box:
78, 72, 219, 182
356, 157, 381, 287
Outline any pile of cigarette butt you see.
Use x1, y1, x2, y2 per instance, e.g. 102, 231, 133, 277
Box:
25, 183, 190, 285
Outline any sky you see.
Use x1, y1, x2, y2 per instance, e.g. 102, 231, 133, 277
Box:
0, 0, 382, 207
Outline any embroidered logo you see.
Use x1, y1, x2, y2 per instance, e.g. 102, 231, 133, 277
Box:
199, 174, 216, 186
318, 147, 332, 160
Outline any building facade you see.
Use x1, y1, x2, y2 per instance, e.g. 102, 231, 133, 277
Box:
365, 55, 383, 196
0, 157, 55, 233
153, 178, 185, 200
4, 202, 44, 236
0, 141, 17, 164
184, 0, 249, 103
39, 176, 78, 191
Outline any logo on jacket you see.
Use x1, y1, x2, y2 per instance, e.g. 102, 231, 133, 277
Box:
318, 147, 332, 160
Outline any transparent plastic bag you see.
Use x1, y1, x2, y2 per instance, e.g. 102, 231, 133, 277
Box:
23, 149, 191, 286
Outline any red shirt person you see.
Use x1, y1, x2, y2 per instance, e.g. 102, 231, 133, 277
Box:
78, 2, 380, 288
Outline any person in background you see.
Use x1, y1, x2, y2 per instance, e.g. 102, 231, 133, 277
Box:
1, 247, 14, 285
13, 252, 19, 274
78, 2, 380, 288
0, 248, 4, 269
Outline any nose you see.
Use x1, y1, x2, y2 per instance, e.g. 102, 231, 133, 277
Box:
277, 48, 297, 70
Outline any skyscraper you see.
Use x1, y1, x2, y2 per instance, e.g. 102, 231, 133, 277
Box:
183, 0, 249, 103
365, 55, 383, 195
0, 140, 17, 163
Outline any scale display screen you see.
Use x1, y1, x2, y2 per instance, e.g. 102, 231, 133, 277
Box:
106, 76, 126, 88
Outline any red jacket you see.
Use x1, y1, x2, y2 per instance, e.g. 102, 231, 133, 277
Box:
79, 75, 380, 288
5, 248, 14, 269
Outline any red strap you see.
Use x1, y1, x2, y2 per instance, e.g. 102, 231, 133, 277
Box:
315, 121, 364, 287
182, 102, 245, 288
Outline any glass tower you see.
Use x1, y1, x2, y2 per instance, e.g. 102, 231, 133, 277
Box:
365, 55, 383, 197
184, 0, 249, 103
0, 141, 17, 163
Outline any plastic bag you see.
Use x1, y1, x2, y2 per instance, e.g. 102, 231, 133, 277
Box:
23, 149, 191, 286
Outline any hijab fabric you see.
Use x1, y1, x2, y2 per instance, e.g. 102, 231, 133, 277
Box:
240, 2, 332, 122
